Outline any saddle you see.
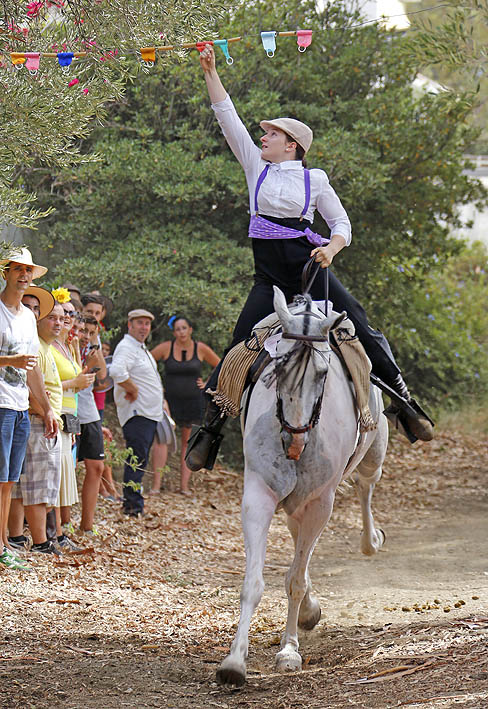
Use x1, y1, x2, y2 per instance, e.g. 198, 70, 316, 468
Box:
208, 311, 376, 432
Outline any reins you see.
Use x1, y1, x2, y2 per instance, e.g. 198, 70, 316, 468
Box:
276, 257, 331, 435
302, 256, 328, 304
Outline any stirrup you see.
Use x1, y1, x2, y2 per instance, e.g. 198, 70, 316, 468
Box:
185, 425, 223, 471
384, 399, 434, 443
371, 374, 434, 443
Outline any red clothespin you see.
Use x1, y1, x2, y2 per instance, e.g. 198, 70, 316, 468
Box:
196, 41, 213, 53
297, 30, 313, 52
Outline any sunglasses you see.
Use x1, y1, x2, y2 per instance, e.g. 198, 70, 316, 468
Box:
63, 309, 76, 317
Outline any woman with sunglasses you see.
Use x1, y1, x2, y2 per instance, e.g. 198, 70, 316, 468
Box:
51, 297, 94, 549
186, 44, 434, 473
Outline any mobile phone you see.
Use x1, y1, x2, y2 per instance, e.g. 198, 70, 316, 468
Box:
89, 366, 101, 373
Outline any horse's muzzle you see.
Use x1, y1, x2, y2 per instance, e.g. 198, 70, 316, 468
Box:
281, 430, 309, 461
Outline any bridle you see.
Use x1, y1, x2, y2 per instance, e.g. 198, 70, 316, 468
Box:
275, 259, 330, 436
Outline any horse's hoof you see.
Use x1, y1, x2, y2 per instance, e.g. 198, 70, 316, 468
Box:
275, 648, 302, 673
216, 659, 246, 687
298, 597, 321, 630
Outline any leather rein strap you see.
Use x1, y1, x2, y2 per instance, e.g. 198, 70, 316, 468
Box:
277, 258, 330, 435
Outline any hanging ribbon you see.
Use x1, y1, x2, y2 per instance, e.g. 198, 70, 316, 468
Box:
260, 31, 277, 58
24, 52, 40, 74
10, 52, 26, 66
214, 39, 233, 65
140, 47, 156, 66
57, 52, 74, 72
296, 30, 313, 52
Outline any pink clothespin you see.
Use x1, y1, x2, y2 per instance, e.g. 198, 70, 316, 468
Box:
297, 30, 313, 52
24, 52, 40, 75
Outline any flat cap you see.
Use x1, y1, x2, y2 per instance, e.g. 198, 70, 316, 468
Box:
128, 308, 154, 321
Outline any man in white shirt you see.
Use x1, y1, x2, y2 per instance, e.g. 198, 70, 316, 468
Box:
0, 248, 57, 569
110, 309, 163, 516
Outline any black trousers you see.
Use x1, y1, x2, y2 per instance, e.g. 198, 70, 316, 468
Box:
122, 416, 157, 515
207, 235, 402, 393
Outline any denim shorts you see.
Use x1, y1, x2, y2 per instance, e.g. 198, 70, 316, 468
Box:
0, 408, 30, 483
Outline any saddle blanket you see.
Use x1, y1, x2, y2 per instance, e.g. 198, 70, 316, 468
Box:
209, 308, 376, 432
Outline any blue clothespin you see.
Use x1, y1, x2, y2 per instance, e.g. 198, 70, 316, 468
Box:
261, 31, 277, 58
214, 39, 233, 65
57, 52, 74, 73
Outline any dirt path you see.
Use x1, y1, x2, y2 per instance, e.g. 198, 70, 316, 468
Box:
1, 430, 487, 709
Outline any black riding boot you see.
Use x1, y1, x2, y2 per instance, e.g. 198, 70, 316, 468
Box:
383, 373, 434, 443
185, 397, 227, 472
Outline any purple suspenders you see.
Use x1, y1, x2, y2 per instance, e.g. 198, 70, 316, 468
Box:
254, 165, 311, 218
301, 168, 311, 219
249, 166, 326, 247
254, 164, 270, 214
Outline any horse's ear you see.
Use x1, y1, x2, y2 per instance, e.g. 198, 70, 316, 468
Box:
321, 310, 348, 334
330, 311, 348, 331
273, 286, 293, 330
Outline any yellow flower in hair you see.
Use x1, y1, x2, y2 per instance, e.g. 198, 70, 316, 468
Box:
51, 287, 71, 304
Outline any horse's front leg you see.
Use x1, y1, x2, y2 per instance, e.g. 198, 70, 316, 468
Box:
286, 517, 322, 631
217, 471, 278, 687
276, 493, 333, 673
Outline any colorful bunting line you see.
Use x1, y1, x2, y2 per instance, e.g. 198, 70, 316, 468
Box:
4, 29, 314, 73
0, 2, 456, 73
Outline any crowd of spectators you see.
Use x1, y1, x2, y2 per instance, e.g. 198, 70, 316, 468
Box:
0, 247, 214, 572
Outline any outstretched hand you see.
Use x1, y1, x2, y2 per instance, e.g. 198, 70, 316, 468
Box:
199, 43, 215, 73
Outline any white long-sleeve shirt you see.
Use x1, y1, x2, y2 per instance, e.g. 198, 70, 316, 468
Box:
110, 334, 163, 428
211, 94, 352, 245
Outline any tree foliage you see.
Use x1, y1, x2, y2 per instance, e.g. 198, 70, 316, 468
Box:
25, 0, 488, 406
408, 0, 488, 150
0, 0, 226, 226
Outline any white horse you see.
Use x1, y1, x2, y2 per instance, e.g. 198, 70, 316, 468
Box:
216, 286, 388, 686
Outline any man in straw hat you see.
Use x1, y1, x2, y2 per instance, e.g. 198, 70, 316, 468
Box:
22, 285, 55, 321
0, 248, 58, 570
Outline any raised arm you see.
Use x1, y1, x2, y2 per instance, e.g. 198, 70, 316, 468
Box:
199, 43, 227, 104
199, 44, 261, 171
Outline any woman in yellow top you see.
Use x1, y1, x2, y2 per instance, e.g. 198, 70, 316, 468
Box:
51, 300, 95, 548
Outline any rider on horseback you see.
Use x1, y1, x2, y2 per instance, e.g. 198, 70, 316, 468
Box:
186, 44, 434, 473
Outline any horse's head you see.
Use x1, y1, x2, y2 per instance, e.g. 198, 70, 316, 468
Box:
272, 285, 346, 461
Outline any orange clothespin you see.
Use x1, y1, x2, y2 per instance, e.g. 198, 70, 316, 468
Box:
10, 52, 26, 67
140, 47, 156, 67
